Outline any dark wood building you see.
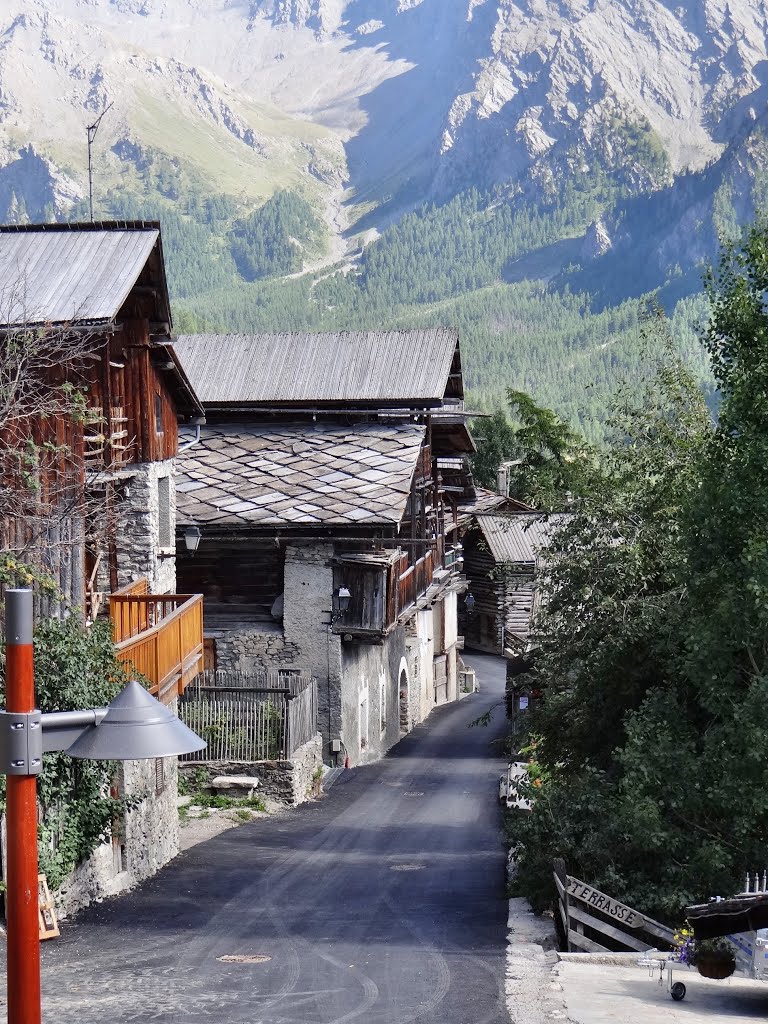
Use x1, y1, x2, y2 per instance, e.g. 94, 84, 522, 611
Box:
0, 221, 204, 699
461, 512, 564, 657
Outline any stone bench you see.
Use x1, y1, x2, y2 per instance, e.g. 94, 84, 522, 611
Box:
210, 775, 260, 797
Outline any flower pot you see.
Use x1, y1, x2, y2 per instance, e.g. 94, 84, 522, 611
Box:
696, 954, 736, 980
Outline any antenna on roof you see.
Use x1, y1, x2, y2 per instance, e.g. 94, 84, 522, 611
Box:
86, 102, 114, 222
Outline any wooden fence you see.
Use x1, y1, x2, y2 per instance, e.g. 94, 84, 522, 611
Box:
178, 671, 317, 762
553, 860, 676, 954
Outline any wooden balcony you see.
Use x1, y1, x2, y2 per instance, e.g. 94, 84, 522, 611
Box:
109, 581, 204, 704
333, 537, 461, 640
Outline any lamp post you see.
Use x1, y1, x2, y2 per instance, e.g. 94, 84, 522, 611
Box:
2, 589, 206, 1024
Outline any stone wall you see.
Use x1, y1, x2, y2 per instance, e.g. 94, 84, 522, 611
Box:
53, 754, 179, 918
340, 627, 407, 764
178, 733, 323, 806
210, 621, 301, 674
283, 543, 342, 757
113, 459, 177, 593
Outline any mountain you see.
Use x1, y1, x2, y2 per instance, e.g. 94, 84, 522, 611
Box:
2, 0, 768, 421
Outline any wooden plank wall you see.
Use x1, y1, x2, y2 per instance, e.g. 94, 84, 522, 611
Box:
177, 538, 285, 614
334, 562, 387, 632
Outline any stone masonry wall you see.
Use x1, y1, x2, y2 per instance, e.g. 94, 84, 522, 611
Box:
340, 627, 407, 764
283, 543, 341, 758
178, 733, 324, 806
114, 459, 176, 593
210, 624, 302, 675
53, 754, 179, 918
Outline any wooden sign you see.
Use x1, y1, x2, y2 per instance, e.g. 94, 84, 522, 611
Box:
567, 877, 645, 929
38, 874, 59, 941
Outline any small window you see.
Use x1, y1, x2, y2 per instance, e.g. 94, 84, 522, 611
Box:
158, 476, 171, 548
155, 757, 166, 795
154, 393, 164, 434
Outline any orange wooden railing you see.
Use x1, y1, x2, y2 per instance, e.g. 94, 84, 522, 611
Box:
110, 591, 204, 704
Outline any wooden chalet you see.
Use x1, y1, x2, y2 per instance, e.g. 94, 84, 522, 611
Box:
461, 512, 564, 656
172, 329, 474, 762
0, 221, 204, 701
173, 330, 473, 639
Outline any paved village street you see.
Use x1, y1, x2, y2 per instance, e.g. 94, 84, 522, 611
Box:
19, 653, 511, 1024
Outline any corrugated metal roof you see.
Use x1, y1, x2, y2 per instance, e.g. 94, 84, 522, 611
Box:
176, 421, 426, 528
0, 226, 159, 325
476, 514, 567, 565
174, 330, 460, 406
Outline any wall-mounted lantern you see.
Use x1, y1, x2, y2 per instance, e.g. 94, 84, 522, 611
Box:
183, 525, 202, 554
464, 592, 476, 617
335, 586, 351, 618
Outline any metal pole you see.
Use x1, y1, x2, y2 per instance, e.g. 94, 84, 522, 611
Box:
5, 588, 41, 1024
87, 125, 94, 222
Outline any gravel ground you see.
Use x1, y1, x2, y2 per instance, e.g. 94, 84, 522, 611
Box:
178, 796, 288, 852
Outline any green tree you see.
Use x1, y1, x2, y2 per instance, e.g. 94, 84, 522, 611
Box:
510, 223, 768, 922
0, 616, 137, 889
470, 409, 517, 489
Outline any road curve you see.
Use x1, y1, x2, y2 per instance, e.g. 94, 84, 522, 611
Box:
37, 652, 511, 1024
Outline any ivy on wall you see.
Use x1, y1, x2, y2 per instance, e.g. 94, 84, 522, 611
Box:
0, 616, 140, 889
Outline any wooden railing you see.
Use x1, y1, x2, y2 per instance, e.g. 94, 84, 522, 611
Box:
553, 860, 675, 954
110, 590, 204, 704
396, 536, 445, 617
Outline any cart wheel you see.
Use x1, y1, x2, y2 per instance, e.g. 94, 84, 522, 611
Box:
670, 982, 686, 1001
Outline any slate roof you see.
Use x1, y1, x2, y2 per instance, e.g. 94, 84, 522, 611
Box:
0, 222, 162, 326
173, 329, 461, 407
455, 489, 533, 528
176, 422, 426, 528
476, 514, 567, 565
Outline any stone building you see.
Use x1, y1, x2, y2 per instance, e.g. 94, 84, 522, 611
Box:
173, 330, 475, 766
0, 221, 205, 913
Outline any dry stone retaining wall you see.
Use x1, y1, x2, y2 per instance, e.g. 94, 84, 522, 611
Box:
178, 733, 324, 806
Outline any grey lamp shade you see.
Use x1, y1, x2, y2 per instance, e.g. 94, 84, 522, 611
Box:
65, 681, 207, 760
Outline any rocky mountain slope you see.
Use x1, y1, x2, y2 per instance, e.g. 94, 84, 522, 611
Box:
4, 1, 768, 225
2, 0, 768, 416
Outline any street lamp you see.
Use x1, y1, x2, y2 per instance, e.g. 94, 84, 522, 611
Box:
2, 589, 205, 1024
183, 525, 202, 553
335, 586, 351, 618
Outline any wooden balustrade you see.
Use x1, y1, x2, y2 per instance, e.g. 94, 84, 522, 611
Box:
110, 591, 204, 704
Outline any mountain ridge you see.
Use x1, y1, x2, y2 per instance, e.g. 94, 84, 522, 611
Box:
2, 0, 768, 422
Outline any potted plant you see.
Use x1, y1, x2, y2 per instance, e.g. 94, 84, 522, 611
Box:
692, 937, 736, 979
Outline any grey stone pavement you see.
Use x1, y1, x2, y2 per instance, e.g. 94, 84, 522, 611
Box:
9, 651, 512, 1024
556, 958, 768, 1023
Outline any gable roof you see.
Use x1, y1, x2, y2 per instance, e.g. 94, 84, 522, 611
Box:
0, 221, 168, 327
176, 421, 426, 529
475, 514, 567, 565
173, 329, 462, 408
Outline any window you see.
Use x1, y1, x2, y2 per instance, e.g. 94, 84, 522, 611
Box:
154, 393, 164, 434
158, 476, 171, 548
155, 757, 166, 795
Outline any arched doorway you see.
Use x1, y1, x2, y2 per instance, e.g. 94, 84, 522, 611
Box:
398, 666, 409, 735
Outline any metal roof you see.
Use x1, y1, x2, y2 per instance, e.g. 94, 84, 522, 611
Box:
475, 514, 567, 565
174, 330, 460, 407
0, 224, 160, 326
176, 421, 426, 528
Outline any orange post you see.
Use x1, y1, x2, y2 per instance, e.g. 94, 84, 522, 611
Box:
5, 589, 41, 1024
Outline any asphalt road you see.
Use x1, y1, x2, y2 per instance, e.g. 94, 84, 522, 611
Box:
34, 652, 510, 1024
